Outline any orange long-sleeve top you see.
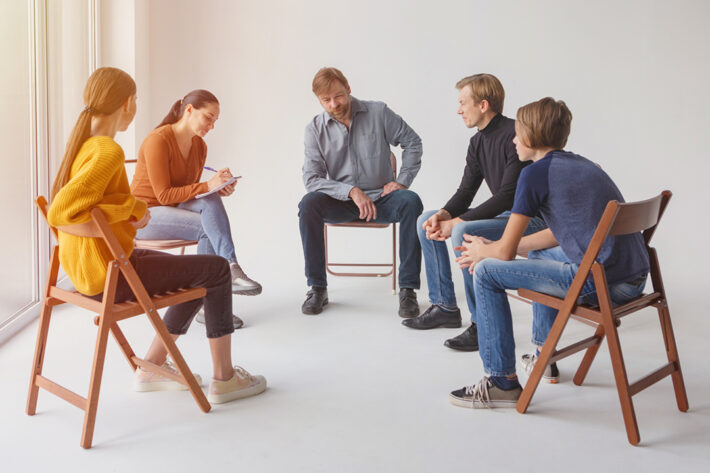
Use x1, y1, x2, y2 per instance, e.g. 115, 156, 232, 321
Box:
130, 125, 209, 206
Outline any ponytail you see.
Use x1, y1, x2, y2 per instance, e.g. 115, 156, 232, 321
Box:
155, 89, 219, 129
155, 99, 183, 129
51, 110, 92, 200
50, 67, 136, 201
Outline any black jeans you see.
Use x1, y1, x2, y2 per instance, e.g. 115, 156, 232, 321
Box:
298, 190, 423, 288
90, 249, 234, 338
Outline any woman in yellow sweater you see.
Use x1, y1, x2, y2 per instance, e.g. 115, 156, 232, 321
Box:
48, 67, 266, 404
131, 90, 261, 330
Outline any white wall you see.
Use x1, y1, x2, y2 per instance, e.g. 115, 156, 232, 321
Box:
118, 0, 708, 305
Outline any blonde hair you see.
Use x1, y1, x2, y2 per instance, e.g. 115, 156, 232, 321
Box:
456, 74, 505, 114
312, 67, 350, 96
51, 67, 136, 200
515, 97, 572, 150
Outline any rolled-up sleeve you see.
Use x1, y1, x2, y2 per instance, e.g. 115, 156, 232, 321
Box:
302, 123, 354, 200
383, 105, 422, 188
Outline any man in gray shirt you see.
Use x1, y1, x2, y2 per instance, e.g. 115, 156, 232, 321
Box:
299, 67, 424, 316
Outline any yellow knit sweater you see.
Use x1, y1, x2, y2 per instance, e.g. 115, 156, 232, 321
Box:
48, 136, 147, 295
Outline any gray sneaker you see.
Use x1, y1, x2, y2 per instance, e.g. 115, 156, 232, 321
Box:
195, 309, 244, 329
449, 376, 522, 408
521, 352, 560, 384
230, 262, 262, 296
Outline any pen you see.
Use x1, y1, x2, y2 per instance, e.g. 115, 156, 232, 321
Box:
203, 166, 242, 180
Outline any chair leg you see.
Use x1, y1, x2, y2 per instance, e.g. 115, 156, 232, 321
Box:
145, 310, 211, 413
80, 315, 112, 449
324, 225, 330, 274
603, 315, 640, 445
27, 247, 60, 416
517, 308, 572, 413
108, 322, 139, 371
26, 298, 54, 416
573, 324, 606, 386
656, 301, 689, 412
392, 223, 396, 295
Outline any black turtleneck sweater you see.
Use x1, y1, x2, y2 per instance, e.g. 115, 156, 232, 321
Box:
442, 113, 530, 221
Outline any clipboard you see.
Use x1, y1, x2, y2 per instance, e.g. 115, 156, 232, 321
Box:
195, 176, 241, 199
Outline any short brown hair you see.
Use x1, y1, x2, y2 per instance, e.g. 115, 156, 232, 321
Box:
515, 97, 572, 150
456, 74, 505, 114
312, 67, 350, 95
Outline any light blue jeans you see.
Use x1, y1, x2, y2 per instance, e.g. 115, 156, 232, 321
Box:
472, 245, 647, 377
416, 210, 547, 319
136, 194, 238, 263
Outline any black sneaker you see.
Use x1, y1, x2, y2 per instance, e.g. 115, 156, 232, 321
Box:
521, 352, 560, 384
444, 324, 478, 351
402, 305, 462, 329
398, 288, 420, 318
449, 376, 522, 409
302, 287, 328, 315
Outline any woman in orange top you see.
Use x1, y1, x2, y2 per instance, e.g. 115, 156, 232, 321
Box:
50, 68, 266, 404
131, 90, 260, 329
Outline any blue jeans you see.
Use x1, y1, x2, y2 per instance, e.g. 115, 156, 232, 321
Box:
417, 210, 547, 320
135, 194, 238, 263
298, 190, 423, 288
472, 245, 647, 377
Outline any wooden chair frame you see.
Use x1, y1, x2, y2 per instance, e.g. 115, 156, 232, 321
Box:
324, 153, 398, 294
27, 196, 210, 449
515, 190, 688, 445
125, 158, 197, 254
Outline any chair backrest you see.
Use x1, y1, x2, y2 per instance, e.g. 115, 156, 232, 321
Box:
608, 190, 670, 241
551, 190, 671, 309
578, 191, 672, 269
37, 196, 128, 260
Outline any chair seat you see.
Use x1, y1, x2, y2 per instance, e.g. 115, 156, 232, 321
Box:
135, 239, 198, 250
326, 222, 390, 229
48, 286, 206, 321
517, 288, 662, 324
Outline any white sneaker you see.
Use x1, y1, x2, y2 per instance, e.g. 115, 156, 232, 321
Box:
521, 352, 560, 384
208, 366, 267, 404
133, 360, 202, 392
195, 309, 244, 329
230, 262, 262, 295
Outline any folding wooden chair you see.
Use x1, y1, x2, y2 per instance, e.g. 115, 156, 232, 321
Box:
27, 196, 210, 449
125, 159, 198, 254
324, 152, 398, 294
515, 190, 688, 445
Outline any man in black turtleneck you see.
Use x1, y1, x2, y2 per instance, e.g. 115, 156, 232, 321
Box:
402, 74, 547, 351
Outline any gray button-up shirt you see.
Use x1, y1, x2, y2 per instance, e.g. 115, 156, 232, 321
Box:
303, 96, 422, 201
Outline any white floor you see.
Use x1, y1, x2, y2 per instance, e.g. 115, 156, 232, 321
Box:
1, 275, 708, 472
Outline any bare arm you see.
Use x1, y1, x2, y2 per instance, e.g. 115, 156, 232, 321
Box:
516, 228, 558, 257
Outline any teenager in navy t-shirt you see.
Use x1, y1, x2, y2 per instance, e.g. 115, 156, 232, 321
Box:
448, 97, 649, 409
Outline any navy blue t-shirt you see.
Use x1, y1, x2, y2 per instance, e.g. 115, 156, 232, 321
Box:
511, 150, 649, 285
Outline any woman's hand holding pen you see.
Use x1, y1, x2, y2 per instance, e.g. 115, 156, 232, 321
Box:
206, 167, 234, 191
